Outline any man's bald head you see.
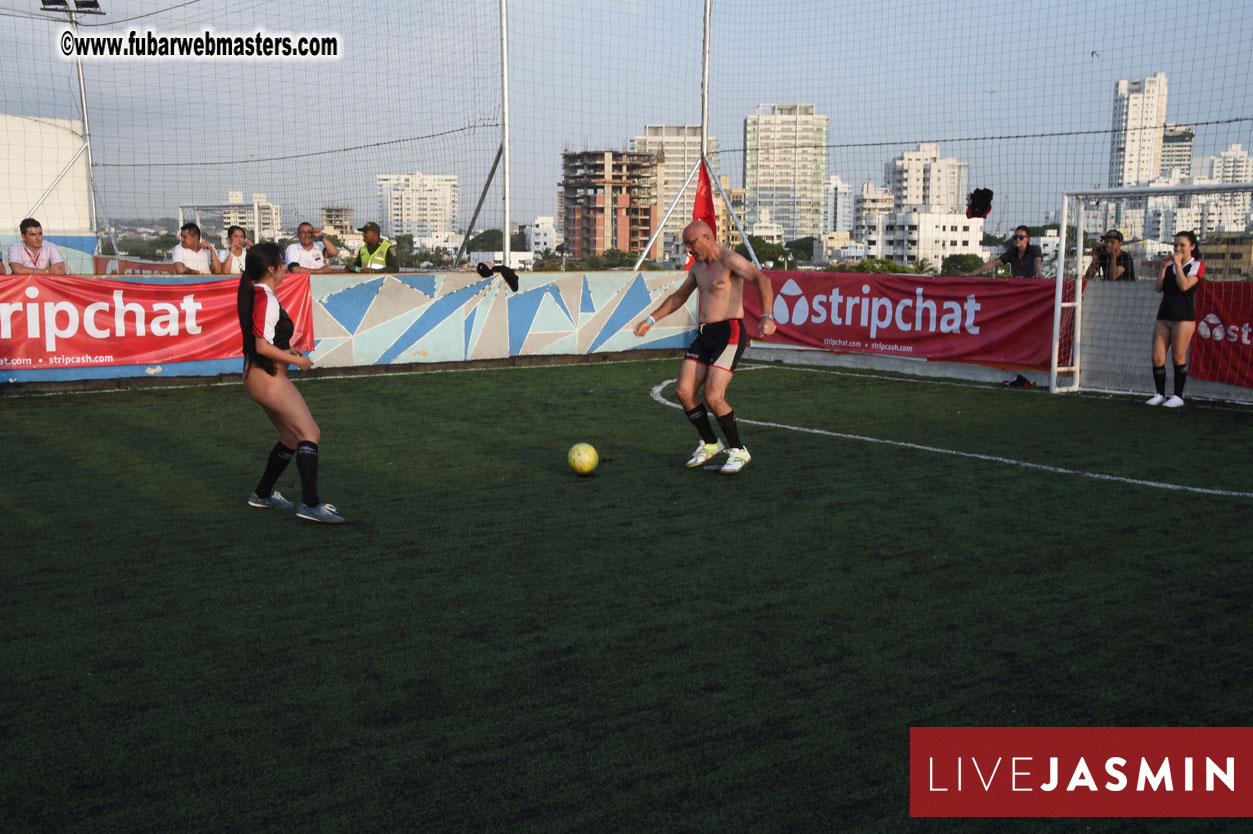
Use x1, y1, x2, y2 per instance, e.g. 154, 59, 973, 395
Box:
683, 220, 712, 241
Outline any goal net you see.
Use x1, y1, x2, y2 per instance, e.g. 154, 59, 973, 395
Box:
1053, 184, 1253, 404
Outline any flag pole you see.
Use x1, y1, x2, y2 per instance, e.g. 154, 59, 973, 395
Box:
631, 156, 703, 273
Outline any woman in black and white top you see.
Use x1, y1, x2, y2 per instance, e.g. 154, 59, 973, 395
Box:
1147, 231, 1205, 408
236, 242, 345, 523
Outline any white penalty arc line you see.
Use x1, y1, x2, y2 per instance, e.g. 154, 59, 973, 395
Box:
649, 377, 1253, 499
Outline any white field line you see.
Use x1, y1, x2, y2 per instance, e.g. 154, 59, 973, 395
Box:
649, 371, 1253, 499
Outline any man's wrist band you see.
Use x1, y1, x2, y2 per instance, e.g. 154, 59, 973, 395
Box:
646, 315, 655, 325
761, 314, 775, 320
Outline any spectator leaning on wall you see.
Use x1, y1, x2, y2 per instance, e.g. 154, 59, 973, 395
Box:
8, 218, 70, 275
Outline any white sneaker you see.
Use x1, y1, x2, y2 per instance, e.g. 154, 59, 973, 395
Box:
686, 440, 725, 468
1163, 395, 1185, 408
719, 447, 752, 475
1145, 394, 1166, 406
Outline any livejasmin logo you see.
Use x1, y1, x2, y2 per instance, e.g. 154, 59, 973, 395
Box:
771, 278, 981, 338
910, 727, 1253, 818
928, 754, 1235, 793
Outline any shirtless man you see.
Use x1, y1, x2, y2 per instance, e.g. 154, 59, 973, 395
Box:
634, 220, 777, 474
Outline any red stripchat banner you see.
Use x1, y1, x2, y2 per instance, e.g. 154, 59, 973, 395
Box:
743, 272, 1063, 369
910, 727, 1253, 817
0, 273, 313, 369
1191, 281, 1253, 389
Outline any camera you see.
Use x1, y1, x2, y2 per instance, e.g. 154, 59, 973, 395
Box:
1094, 242, 1106, 256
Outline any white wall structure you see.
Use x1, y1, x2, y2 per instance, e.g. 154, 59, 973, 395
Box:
744, 104, 829, 242
377, 173, 459, 239
1109, 72, 1168, 188
0, 114, 91, 234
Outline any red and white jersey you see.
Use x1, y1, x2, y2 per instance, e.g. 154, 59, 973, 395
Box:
252, 283, 293, 349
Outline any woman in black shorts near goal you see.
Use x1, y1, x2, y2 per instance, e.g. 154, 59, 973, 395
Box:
1147, 230, 1205, 408
236, 242, 345, 523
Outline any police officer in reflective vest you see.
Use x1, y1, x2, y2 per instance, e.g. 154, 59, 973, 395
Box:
350, 222, 399, 273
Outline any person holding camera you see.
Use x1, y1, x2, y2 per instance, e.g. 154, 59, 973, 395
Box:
1084, 229, 1135, 281
973, 226, 1042, 278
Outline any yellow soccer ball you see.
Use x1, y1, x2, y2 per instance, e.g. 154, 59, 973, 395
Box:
567, 442, 599, 476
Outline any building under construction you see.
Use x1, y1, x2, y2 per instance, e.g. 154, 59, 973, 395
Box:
560, 151, 660, 261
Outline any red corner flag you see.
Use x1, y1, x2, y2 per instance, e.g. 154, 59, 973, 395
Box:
685, 157, 717, 269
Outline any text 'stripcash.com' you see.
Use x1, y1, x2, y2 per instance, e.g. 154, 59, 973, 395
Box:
910, 727, 1253, 818
59, 29, 340, 60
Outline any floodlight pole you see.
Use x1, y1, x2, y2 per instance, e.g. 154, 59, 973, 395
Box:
70, 9, 118, 259
701, 0, 711, 161
500, 0, 511, 271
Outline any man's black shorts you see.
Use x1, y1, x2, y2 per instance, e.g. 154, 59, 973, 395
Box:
684, 319, 748, 373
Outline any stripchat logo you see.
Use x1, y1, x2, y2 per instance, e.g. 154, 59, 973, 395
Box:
770, 278, 982, 338
1197, 313, 1253, 344
910, 727, 1253, 818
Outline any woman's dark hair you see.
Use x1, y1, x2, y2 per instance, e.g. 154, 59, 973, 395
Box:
1175, 230, 1201, 260
226, 225, 245, 239
237, 242, 283, 375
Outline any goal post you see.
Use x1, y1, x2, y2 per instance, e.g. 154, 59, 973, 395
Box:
1052, 182, 1253, 404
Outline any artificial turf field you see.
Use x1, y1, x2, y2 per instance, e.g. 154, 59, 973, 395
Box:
2, 357, 1251, 833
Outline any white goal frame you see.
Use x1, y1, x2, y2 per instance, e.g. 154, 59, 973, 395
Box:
1051, 181, 1253, 395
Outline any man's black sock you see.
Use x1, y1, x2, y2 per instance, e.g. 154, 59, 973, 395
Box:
715, 409, 743, 449
684, 404, 719, 444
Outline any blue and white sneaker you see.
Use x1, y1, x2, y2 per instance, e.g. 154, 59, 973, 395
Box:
719, 447, 752, 475
248, 490, 294, 509
296, 502, 345, 524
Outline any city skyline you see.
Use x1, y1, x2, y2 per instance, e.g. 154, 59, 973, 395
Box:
1, 0, 1249, 242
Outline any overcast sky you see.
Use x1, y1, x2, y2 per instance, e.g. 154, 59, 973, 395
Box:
1, 0, 1250, 235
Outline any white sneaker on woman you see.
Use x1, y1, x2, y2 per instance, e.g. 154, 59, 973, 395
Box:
1145, 394, 1166, 406
1163, 395, 1185, 408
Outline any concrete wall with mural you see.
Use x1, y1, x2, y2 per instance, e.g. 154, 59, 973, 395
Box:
311, 271, 696, 367
2, 270, 697, 383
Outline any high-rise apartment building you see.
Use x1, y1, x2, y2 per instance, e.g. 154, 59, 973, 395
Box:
744, 104, 830, 242
884, 144, 968, 214
827, 174, 853, 234
1109, 72, 1168, 187
560, 150, 660, 260
629, 125, 719, 257
376, 173, 458, 240
854, 181, 893, 246
715, 175, 746, 248
1160, 123, 1194, 177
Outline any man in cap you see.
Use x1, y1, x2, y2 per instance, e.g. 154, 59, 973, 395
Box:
348, 222, 398, 273
1084, 229, 1135, 281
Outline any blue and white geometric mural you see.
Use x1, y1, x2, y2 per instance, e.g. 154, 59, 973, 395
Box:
310, 271, 698, 368
2, 271, 698, 382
